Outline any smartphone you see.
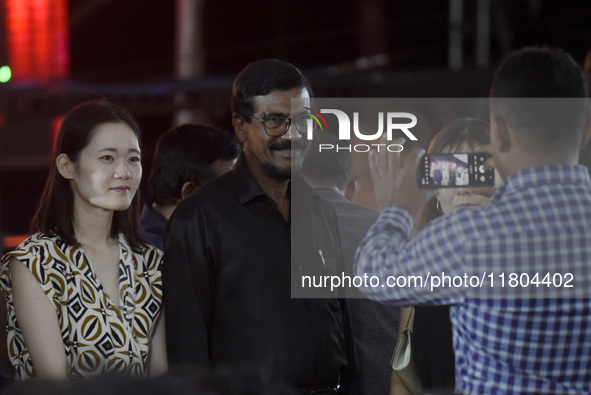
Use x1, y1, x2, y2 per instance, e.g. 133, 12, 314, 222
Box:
417, 153, 494, 188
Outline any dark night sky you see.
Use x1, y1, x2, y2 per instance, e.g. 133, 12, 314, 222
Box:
67, 0, 591, 82
69, 0, 176, 81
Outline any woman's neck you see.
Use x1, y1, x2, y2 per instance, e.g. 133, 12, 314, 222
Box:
72, 204, 116, 248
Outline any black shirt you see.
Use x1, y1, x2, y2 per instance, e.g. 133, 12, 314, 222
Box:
163, 155, 350, 390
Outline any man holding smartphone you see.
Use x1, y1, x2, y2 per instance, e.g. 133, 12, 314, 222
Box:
355, 47, 591, 394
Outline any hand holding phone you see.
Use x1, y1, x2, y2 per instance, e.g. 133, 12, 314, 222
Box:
417, 153, 495, 189
368, 138, 435, 214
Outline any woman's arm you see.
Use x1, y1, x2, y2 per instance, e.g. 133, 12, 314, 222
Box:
10, 258, 67, 379
149, 309, 167, 376
0, 293, 14, 376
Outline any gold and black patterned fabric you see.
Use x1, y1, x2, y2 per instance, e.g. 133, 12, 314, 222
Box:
0, 233, 163, 379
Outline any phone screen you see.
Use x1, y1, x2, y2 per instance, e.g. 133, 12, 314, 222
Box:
417, 153, 494, 188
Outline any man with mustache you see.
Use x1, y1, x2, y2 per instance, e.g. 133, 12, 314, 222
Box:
163, 59, 354, 394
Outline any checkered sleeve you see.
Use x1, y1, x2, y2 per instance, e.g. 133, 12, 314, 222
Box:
354, 206, 466, 304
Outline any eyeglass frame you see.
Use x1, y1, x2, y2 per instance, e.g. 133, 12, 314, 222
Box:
246, 112, 314, 137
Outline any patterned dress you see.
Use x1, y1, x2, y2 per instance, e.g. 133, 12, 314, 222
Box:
0, 232, 163, 379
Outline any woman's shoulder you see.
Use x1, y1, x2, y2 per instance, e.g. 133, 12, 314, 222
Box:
2, 232, 70, 263
0, 232, 73, 282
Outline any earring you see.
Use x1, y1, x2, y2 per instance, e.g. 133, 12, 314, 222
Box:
436, 199, 443, 213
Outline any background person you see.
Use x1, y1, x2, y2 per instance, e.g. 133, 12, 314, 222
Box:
0, 99, 166, 380
303, 131, 400, 395
140, 123, 240, 250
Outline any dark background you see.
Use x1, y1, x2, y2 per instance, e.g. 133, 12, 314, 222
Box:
1, 0, 591, 236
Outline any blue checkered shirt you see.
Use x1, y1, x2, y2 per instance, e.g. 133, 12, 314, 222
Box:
355, 165, 591, 394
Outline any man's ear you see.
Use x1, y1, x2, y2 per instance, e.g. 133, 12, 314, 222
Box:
344, 179, 357, 202
491, 114, 511, 153
181, 181, 199, 200
56, 153, 74, 180
232, 113, 248, 144
580, 104, 591, 150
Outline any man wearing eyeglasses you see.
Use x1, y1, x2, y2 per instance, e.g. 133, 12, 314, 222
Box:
163, 59, 355, 394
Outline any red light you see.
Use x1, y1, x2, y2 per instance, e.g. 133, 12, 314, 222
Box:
5, 0, 70, 80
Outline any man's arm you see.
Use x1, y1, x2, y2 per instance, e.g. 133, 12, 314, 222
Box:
163, 206, 214, 368
354, 140, 467, 304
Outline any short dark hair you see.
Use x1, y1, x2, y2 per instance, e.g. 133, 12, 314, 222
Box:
231, 59, 313, 120
302, 132, 352, 192
490, 46, 589, 143
30, 99, 145, 250
416, 117, 491, 230
148, 123, 240, 206
426, 117, 490, 154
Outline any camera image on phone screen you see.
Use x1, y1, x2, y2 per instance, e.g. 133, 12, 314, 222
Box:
418, 153, 494, 188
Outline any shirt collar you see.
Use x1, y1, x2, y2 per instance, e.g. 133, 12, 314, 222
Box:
117, 232, 131, 256
314, 188, 348, 203
232, 153, 317, 205
232, 154, 267, 205
491, 164, 590, 203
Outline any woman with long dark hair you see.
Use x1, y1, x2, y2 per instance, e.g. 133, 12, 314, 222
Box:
0, 99, 166, 380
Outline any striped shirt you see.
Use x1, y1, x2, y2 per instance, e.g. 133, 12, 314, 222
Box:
355, 165, 591, 394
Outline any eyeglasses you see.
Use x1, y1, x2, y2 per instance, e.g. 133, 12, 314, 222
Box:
248, 112, 316, 137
